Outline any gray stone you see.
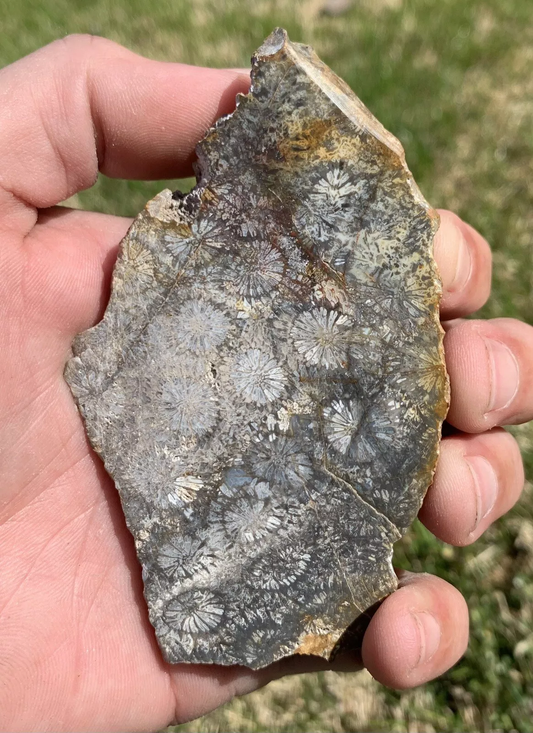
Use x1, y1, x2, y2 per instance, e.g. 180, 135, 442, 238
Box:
65, 28, 448, 669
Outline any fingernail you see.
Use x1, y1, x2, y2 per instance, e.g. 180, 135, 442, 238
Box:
445, 222, 472, 292
483, 337, 519, 412
465, 455, 498, 530
412, 611, 441, 666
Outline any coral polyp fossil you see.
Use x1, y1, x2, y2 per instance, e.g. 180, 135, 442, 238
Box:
65, 28, 448, 669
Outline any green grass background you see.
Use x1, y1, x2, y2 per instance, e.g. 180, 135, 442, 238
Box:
2, 0, 532, 730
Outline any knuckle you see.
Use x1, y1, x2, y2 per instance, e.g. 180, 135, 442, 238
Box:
60, 33, 113, 52
48, 34, 127, 66
44, 33, 99, 58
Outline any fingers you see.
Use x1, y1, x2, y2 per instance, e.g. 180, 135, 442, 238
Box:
362, 571, 468, 689
445, 317, 533, 431
434, 210, 492, 320
0, 34, 250, 223
419, 428, 524, 545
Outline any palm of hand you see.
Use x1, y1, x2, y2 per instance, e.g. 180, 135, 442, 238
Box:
1, 34, 531, 733
2, 209, 187, 729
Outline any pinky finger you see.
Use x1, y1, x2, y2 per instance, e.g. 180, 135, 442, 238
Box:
362, 571, 469, 689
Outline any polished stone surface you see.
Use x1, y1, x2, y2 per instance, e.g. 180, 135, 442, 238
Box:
65, 28, 448, 669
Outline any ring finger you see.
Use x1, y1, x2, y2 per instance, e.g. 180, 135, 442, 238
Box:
419, 427, 525, 546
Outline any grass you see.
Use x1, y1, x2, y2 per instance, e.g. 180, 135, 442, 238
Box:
1, 0, 532, 730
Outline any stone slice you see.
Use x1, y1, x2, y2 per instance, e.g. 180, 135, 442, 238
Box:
65, 27, 449, 669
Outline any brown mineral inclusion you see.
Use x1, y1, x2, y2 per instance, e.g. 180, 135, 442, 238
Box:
65, 28, 449, 669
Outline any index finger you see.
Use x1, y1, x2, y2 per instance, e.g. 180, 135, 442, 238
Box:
0, 35, 250, 228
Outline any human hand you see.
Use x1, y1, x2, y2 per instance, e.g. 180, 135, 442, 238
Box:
0, 35, 530, 732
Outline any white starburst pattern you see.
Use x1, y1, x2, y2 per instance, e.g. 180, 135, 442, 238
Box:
158, 536, 209, 580
291, 307, 351, 369
324, 399, 364, 454
163, 231, 192, 260
231, 349, 286, 404
177, 300, 229, 353
251, 547, 311, 590
242, 625, 287, 663
161, 379, 218, 436
210, 479, 284, 545
310, 165, 367, 215
122, 237, 155, 286
360, 268, 429, 325
193, 216, 226, 245
165, 217, 226, 261
251, 437, 313, 487
233, 241, 284, 298
164, 590, 224, 633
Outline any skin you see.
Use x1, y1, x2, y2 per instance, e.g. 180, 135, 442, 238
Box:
0, 34, 532, 733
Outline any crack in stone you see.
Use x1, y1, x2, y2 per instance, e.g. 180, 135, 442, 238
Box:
321, 464, 401, 542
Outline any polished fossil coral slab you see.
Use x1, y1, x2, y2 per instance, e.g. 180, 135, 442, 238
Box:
65, 28, 448, 669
